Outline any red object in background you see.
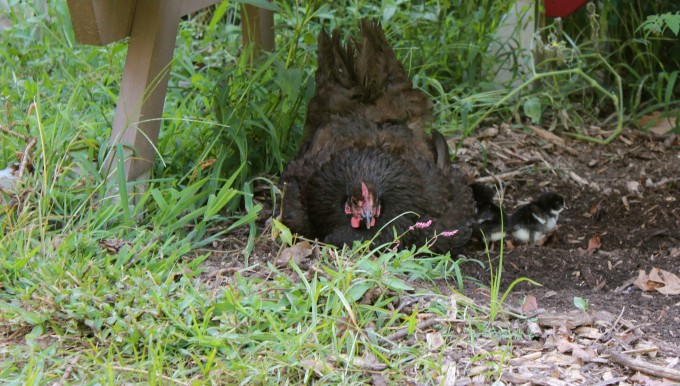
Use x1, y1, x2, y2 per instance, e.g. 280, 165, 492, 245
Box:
544, 0, 588, 17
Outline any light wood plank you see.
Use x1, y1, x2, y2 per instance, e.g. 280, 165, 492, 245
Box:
108, 0, 183, 181
178, 0, 222, 17
241, 4, 275, 56
67, 0, 137, 45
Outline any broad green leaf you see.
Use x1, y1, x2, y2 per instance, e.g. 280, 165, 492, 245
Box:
573, 296, 589, 310
523, 96, 542, 124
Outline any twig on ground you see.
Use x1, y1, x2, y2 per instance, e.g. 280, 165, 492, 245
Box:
52, 356, 80, 386
595, 307, 625, 344
648, 177, 680, 188
502, 371, 568, 386
608, 351, 680, 382
536, 150, 558, 177
0, 123, 29, 142
475, 167, 532, 183
17, 137, 37, 180
488, 141, 533, 163
568, 171, 589, 186
328, 354, 388, 371
386, 318, 451, 342
528, 125, 566, 147
590, 377, 628, 386
206, 267, 242, 278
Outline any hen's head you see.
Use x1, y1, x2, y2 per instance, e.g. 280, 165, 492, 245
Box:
345, 181, 381, 229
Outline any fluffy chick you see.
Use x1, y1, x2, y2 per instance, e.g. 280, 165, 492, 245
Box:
510, 192, 566, 244
470, 183, 509, 243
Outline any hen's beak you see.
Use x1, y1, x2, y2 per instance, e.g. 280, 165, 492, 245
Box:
364, 205, 373, 229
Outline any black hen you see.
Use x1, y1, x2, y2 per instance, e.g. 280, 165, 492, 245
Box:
281, 21, 474, 253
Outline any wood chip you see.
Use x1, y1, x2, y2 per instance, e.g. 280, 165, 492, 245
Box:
538, 311, 593, 329
529, 125, 566, 146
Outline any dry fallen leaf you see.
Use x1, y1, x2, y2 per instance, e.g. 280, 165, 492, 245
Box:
522, 294, 539, 313
476, 126, 499, 139
571, 345, 597, 362
587, 234, 601, 251
634, 268, 680, 295
371, 373, 389, 386
635, 270, 661, 292
300, 358, 333, 375
277, 240, 313, 266
553, 325, 579, 353
637, 111, 677, 136
574, 326, 602, 340
441, 362, 458, 386
589, 202, 602, 216
651, 269, 680, 295
626, 180, 642, 195
426, 332, 445, 350
577, 234, 601, 255
199, 158, 217, 170
630, 372, 678, 386
671, 247, 680, 259
99, 238, 132, 254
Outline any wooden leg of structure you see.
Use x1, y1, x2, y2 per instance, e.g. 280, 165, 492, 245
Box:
108, 0, 180, 182
241, 4, 275, 58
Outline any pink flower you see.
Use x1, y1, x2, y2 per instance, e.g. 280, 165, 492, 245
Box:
440, 229, 459, 237
391, 240, 400, 252
409, 219, 432, 231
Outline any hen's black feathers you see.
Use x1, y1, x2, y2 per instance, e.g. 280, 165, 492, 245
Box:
281, 21, 474, 253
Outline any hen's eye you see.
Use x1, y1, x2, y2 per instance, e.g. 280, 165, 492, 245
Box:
351, 197, 358, 205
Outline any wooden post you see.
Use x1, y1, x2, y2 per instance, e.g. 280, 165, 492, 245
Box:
241, 4, 275, 58
108, 0, 222, 181
108, 0, 182, 181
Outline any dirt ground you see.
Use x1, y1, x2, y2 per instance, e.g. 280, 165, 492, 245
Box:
202, 124, 680, 384
439, 124, 680, 384
456, 124, 679, 339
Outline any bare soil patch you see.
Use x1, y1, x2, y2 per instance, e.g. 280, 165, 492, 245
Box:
458, 125, 679, 338
454, 125, 680, 383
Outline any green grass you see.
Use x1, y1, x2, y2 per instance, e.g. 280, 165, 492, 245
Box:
1, 0, 677, 384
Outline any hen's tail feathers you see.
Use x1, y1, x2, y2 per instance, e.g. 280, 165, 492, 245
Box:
304, 29, 358, 138
304, 20, 433, 140
356, 20, 433, 130
355, 20, 408, 100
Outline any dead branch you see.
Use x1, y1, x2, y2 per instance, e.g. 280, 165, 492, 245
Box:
608, 351, 680, 382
